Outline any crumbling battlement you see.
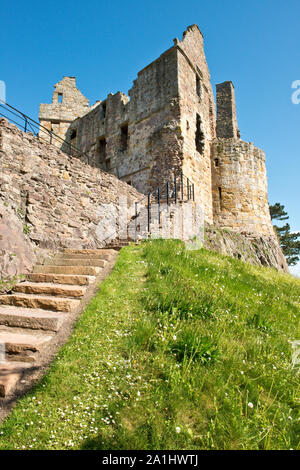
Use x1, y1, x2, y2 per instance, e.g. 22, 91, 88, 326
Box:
38, 25, 276, 241
39, 76, 90, 142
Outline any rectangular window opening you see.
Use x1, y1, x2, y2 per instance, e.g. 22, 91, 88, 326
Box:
195, 114, 204, 154
196, 76, 201, 98
218, 187, 222, 210
70, 129, 77, 140
58, 93, 63, 103
97, 138, 107, 164
105, 158, 111, 171
102, 102, 106, 119
121, 124, 129, 151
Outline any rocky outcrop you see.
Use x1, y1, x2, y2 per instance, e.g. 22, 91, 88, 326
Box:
204, 226, 289, 272
0, 201, 36, 279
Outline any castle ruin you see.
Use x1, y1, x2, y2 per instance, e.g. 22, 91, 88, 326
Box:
39, 25, 274, 239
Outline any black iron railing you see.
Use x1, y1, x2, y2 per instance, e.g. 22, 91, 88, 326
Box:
0, 99, 91, 164
134, 171, 195, 239
99, 172, 196, 245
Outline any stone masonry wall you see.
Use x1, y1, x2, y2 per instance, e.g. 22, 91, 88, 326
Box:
64, 47, 183, 194
39, 76, 90, 144
68, 92, 130, 174
211, 138, 274, 237
216, 82, 239, 139
0, 200, 37, 279
0, 119, 141, 253
175, 25, 216, 224
129, 46, 182, 191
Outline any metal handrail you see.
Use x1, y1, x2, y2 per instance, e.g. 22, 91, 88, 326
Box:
133, 171, 195, 240
0, 99, 91, 165
135, 171, 195, 206
100, 172, 195, 244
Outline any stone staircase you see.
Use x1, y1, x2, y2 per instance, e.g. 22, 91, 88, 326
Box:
0, 248, 118, 398
104, 239, 132, 250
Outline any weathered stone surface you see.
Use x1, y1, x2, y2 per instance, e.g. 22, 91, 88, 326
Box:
204, 226, 288, 272
39, 76, 90, 144
0, 331, 52, 357
61, 248, 116, 258
26, 273, 95, 285
0, 248, 119, 402
0, 362, 32, 397
211, 139, 274, 237
0, 306, 65, 331
45, 258, 107, 268
33, 265, 101, 276
216, 82, 239, 139
0, 201, 36, 279
13, 282, 86, 298
0, 293, 80, 312
0, 118, 140, 266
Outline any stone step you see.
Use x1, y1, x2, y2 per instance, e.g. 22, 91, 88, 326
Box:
13, 282, 86, 298
0, 293, 80, 313
105, 241, 130, 250
55, 252, 113, 260
0, 331, 52, 362
62, 249, 116, 256
105, 245, 128, 251
0, 306, 65, 332
33, 265, 101, 276
26, 273, 95, 285
0, 362, 32, 397
44, 258, 107, 268
106, 241, 129, 246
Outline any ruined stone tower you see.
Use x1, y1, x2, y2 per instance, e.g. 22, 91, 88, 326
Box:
39, 25, 275, 239
39, 76, 89, 142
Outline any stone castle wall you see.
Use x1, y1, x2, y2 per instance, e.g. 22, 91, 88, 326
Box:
39, 76, 90, 143
0, 118, 288, 275
37, 25, 280, 248
216, 82, 239, 139
211, 138, 274, 236
176, 25, 216, 224
0, 118, 141, 253
67, 46, 182, 194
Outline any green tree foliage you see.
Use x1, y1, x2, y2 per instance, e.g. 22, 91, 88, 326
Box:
269, 203, 300, 265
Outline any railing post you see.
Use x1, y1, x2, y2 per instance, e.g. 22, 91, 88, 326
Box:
147, 193, 151, 237
50, 131, 53, 145
24, 118, 28, 133
181, 171, 183, 201
166, 182, 169, 210
174, 174, 177, 204
192, 183, 195, 201
158, 187, 160, 225
187, 177, 190, 200
135, 202, 138, 241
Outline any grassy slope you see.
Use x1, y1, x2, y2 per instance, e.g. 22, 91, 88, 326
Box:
0, 240, 299, 450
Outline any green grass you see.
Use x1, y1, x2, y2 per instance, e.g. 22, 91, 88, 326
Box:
0, 240, 299, 450
0, 275, 23, 294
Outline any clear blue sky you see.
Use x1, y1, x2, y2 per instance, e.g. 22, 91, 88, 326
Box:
1, 0, 299, 271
